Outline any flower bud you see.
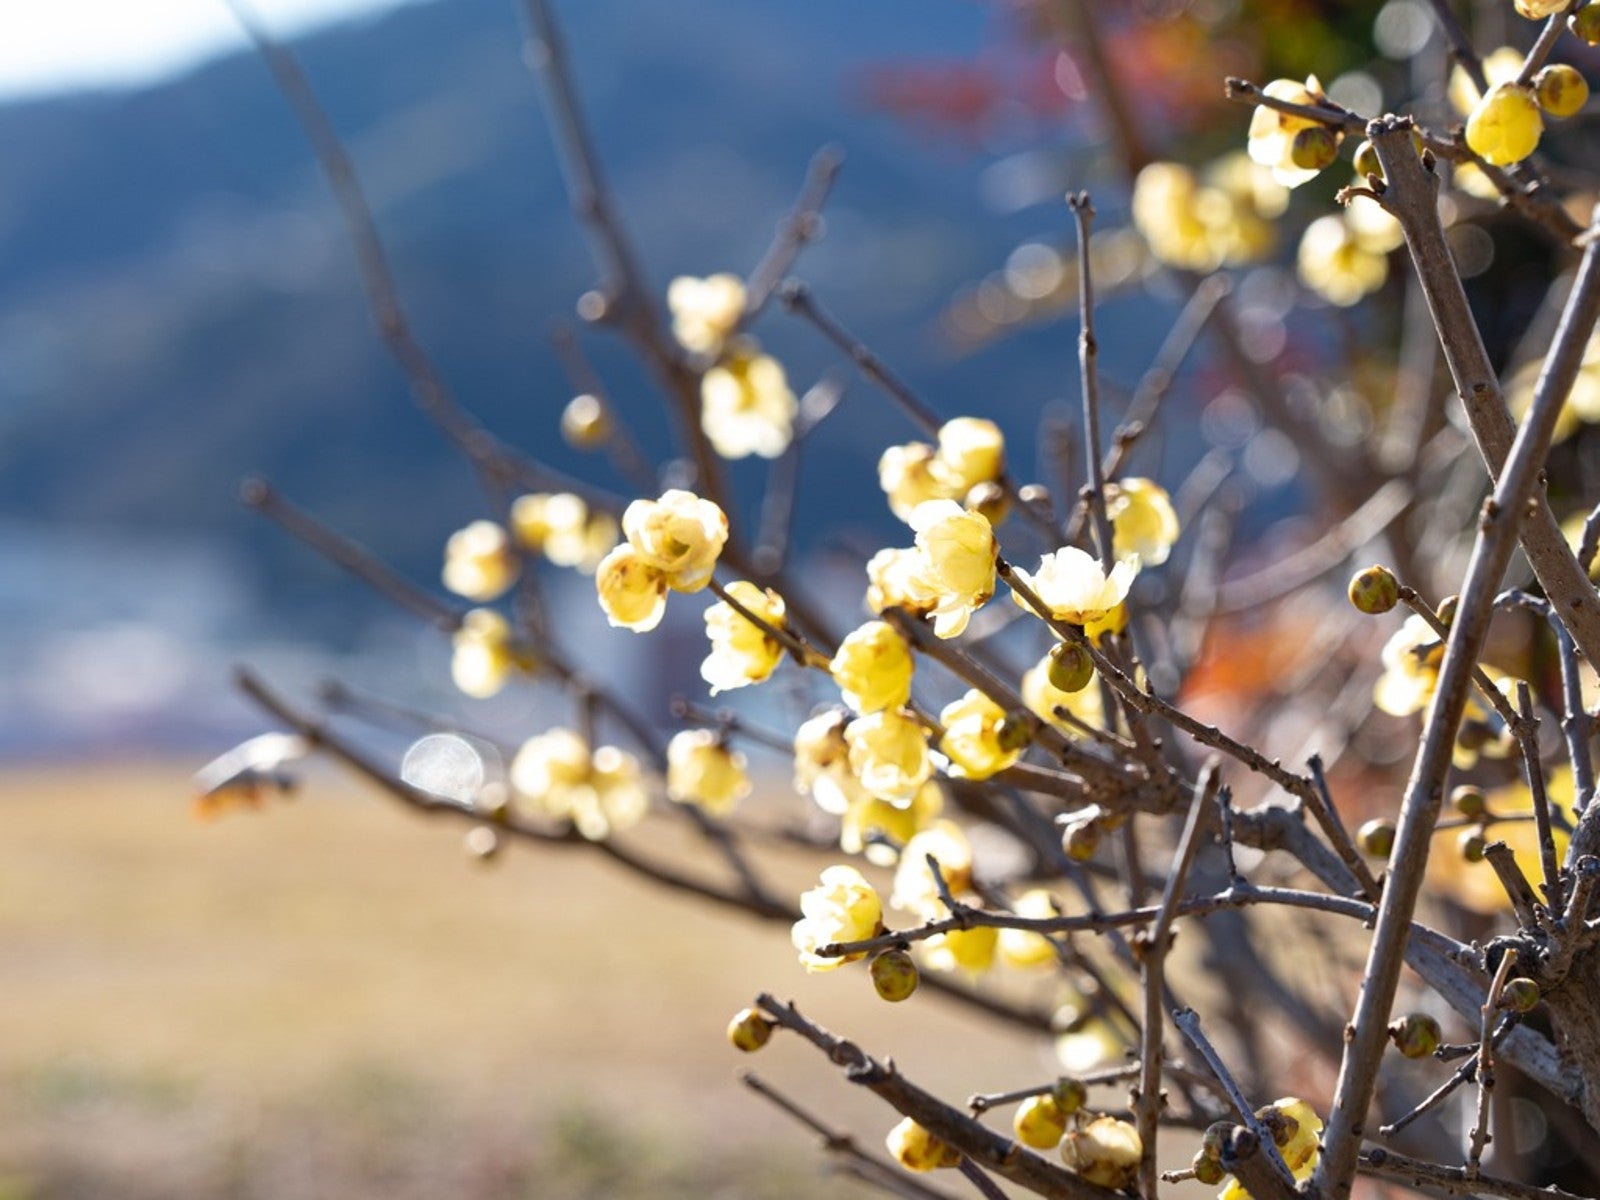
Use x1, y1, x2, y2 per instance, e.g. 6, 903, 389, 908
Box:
1052, 1077, 1088, 1115
1535, 64, 1589, 118
1500, 977, 1540, 1013
1357, 817, 1396, 858
1437, 594, 1460, 626
1290, 125, 1339, 171
1571, 3, 1600, 44
1451, 786, 1488, 820
1465, 82, 1543, 167
1348, 565, 1400, 614
1013, 1094, 1067, 1150
1388, 1012, 1442, 1059
996, 711, 1035, 754
1061, 816, 1101, 863
1352, 139, 1382, 180
727, 1007, 774, 1052
870, 949, 921, 1002
1458, 829, 1488, 862
1192, 1150, 1226, 1185
1061, 1116, 1142, 1189
965, 480, 1010, 527
561, 393, 612, 448
1047, 642, 1095, 693
886, 1118, 962, 1172
1254, 1103, 1299, 1148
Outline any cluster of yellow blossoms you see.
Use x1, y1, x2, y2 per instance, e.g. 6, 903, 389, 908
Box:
510, 728, 648, 840
1131, 155, 1286, 274
595, 489, 729, 632
865, 500, 999, 638
1453, 44, 1589, 168
668, 273, 798, 460
879, 417, 1006, 521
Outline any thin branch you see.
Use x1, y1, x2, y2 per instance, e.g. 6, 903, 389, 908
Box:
1467, 950, 1518, 1176
1360, 1146, 1596, 1200
1068, 193, 1115, 570
743, 146, 845, 323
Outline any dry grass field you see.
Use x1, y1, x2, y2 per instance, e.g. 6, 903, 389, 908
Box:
0, 763, 1051, 1199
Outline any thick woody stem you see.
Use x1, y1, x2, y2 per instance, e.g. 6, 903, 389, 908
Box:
1315, 132, 1600, 1200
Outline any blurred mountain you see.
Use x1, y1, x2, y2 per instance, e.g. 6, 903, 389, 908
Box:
0, 0, 1136, 622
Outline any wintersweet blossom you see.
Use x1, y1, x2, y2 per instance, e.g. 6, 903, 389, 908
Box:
1022, 654, 1106, 733
885, 1118, 961, 1172
442, 519, 518, 602
841, 779, 944, 864
923, 924, 998, 974
665, 728, 750, 815
1131, 157, 1282, 272
791, 864, 884, 971
1247, 76, 1337, 187
666, 272, 746, 355
793, 709, 865, 816
1011, 546, 1137, 628
594, 544, 669, 632
830, 621, 914, 714
892, 821, 974, 918
910, 500, 997, 638
865, 546, 940, 618
510, 730, 648, 840
879, 442, 949, 521
1062, 1116, 1142, 1189
938, 689, 1021, 780
1372, 613, 1443, 717
932, 417, 1004, 494
998, 889, 1059, 968
511, 491, 617, 572
451, 608, 527, 698
621, 489, 728, 592
1297, 213, 1390, 307
1105, 478, 1179, 567
1219, 1099, 1322, 1200
701, 581, 786, 695
845, 708, 933, 804
700, 345, 798, 459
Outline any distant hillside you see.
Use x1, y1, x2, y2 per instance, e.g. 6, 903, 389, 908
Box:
0, 0, 1145, 615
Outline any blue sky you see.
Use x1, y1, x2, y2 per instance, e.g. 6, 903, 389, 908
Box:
0, 0, 415, 99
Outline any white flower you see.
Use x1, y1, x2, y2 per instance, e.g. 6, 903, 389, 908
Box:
1011, 547, 1137, 626
701, 346, 798, 459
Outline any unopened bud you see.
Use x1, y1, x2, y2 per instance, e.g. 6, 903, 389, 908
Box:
996, 711, 1035, 753
1291, 125, 1339, 171
1500, 977, 1540, 1013
1013, 1094, 1067, 1149
1357, 818, 1396, 858
1348, 565, 1399, 614
870, 949, 920, 1003
1061, 817, 1101, 862
1352, 139, 1382, 180
1458, 829, 1488, 862
727, 1007, 774, 1052
561, 393, 612, 449
966, 480, 1010, 527
1047, 642, 1095, 693
1052, 1077, 1088, 1116
1388, 1012, 1442, 1059
1451, 786, 1488, 820
1571, 2, 1600, 44
1192, 1150, 1226, 1185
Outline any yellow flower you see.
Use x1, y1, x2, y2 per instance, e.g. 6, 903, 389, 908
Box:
510, 730, 648, 840
885, 1117, 961, 1172
442, 520, 518, 602
1449, 46, 1524, 114
511, 492, 617, 573
846, 708, 933, 804
594, 543, 669, 632
841, 779, 944, 865
892, 821, 974, 918
665, 729, 750, 815
622, 489, 729, 592
700, 345, 798, 460
1298, 213, 1389, 307
1132, 155, 1284, 271
865, 546, 940, 618
1516, 0, 1568, 16
1022, 654, 1106, 733
932, 417, 1005, 494
1509, 324, 1600, 443
1012, 546, 1137, 627
998, 889, 1059, 967
1106, 478, 1179, 567
938, 689, 1021, 780
702, 581, 787, 695
1373, 613, 1443, 716
667, 272, 746, 355
793, 709, 866, 816
910, 500, 997, 638
1247, 76, 1337, 187
451, 608, 529, 698
830, 621, 914, 714
880, 441, 953, 522
791, 864, 884, 971
1465, 82, 1543, 166
1062, 1116, 1143, 1189
924, 924, 998, 974
1219, 1099, 1323, 1200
